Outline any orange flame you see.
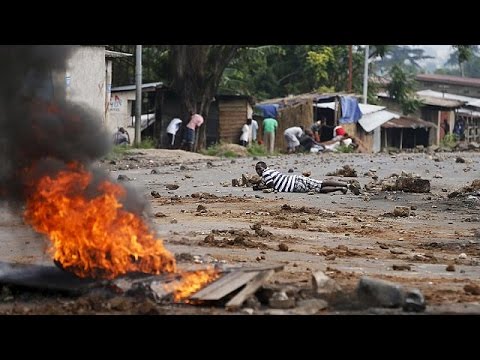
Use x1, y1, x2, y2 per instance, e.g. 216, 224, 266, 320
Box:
165, 268, 220, 302
24, 163, 176, 279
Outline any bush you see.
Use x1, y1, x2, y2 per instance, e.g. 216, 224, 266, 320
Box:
136, 137, 156, 149
247, 143, 268, 157
336, 144, 355, 153
441, 133, 458, 148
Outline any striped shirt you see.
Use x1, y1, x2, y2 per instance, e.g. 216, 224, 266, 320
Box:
262, 168, 297, 192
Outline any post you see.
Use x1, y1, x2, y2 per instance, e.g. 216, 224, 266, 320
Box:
363, 45, 369, 104
134, 45, 143, 147
400, 129, 403, 150
348, 45, 353, 93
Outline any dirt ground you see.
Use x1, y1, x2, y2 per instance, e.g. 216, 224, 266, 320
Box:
1, 149, 480, 314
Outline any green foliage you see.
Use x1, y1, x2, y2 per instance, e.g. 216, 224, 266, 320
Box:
201, 143, 239, 158
247, 143, 268, 157
336, 144, 355, 153
441, 133, 458, 148
135, 137, 156, 149
387, 65, 419, 115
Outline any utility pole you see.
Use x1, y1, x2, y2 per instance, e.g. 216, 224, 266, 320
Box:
134, 45, 143, 147
348, 45, 353, 92
363, 45, 369, 104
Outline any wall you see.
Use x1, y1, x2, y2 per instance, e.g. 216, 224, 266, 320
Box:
109, 89, 136, 135
66, 46, 106, 125
274, 100, 313, 151
218, 98, 248, 144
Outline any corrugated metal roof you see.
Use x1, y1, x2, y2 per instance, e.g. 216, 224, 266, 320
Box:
382, 116, 436, 129
111, 82, 163, 92
417, 90, 480, 106
358, 103, 385, 115
458, 108, 480, 117
416, 74, 480, 88
315, 102, 386, 114
105, 50, 133, 58
358, 110, 399, 132
417, 95, 465, 108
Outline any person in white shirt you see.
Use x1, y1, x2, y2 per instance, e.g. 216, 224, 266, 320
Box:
166, 117, 183, 149
284, 126, 304, 153
240, 119, 252, 147
250, 118, 259, 144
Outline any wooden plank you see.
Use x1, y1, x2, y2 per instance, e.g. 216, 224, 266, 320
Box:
226, 269, 275, 310
224, 264, 284, 273
189, 271, 258, 301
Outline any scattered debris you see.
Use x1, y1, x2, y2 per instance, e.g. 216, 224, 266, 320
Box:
464, 284, 480, 295
327, 165, 357, 177
392, 264, 411, 271
356, 277, 405, 308
393, 206, 410, 217
446, 264, 456, 272
166, 184, 179, 190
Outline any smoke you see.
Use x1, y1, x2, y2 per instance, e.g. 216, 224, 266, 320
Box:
0, 46, 117, 207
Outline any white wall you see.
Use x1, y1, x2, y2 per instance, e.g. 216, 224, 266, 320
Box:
108, 90, 136, 135
65, 46, 106, 124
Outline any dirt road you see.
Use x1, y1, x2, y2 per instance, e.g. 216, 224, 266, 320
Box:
1, 149, 479, 314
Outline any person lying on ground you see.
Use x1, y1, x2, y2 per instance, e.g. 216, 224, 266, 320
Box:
255, 161, 361, 195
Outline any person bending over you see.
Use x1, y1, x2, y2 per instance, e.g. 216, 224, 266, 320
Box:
255, 161, 360, 195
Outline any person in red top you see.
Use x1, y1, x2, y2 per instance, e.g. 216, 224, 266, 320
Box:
181, 112, 204, 152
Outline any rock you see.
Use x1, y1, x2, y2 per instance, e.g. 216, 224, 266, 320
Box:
203, 234, 215, 243
269, 291, 295, 309
469, 141, 480, 149
151, 169, 160, 174
278, 243, 289, 252
410, 205, 417, 210
170, 219, 178, 224
232, 178, 241, 187
166, 184, 179, 190
325, 254, 336, 261
392, 264, 411, 271
395, 177, 430, 193
464, 284, 480, 295
288, 168, 294, 173
244, 296, 261, 310
459, 253, 467, 259
434, 173, 443, 179
263, 188, 274, 193
356, 277, 405, 308
302, 171, 311, 177
196, 204, 207, 212
402, 289, 426, 312
117, 174, 131, 181
154, 212, 167, 218
446, 264, 455, 272
326, 165, 357, 177
241, 308, 254, 315
151, 191, 161, 198
393, 206, 410, 217
292, 299, 328, 314
109, 160, 117, 165
456, 157, 466, 163
311, 271, 340, 295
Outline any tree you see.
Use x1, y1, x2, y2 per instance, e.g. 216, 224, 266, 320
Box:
449, 45, 477, 77
387, 64, 420, 115
167, 45, 241, 150
374, 46, 432, 75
